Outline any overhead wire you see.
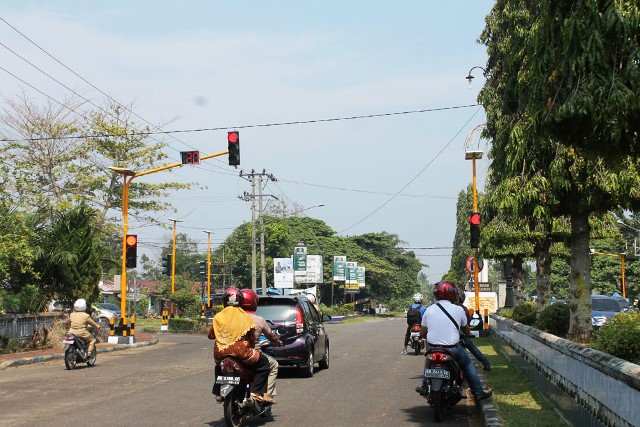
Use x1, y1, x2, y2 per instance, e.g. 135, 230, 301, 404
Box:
338, 107, 483, 234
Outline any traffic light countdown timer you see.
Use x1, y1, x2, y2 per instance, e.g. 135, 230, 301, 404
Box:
125, 234, 138, 268
469, 212, 481, 249
228, 131, 240, 166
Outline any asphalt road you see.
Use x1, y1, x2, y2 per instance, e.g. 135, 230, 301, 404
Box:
0, 317, 483, 427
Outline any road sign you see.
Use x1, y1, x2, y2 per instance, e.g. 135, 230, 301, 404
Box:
465, 256, 484, 273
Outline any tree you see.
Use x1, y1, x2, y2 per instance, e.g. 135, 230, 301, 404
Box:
480, 0, 640, 342
32, 205, 103, 308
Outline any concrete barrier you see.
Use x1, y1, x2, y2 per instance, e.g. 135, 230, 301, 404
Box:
490, 314, 640, 427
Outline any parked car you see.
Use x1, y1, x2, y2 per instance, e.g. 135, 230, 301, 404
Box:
255, 295, 331, 377
92, 302, 122, 326
591, 295, 626, 329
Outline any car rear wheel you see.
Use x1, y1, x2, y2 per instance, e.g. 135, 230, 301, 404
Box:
301, 347, 314, 378
318, 341, 329, 369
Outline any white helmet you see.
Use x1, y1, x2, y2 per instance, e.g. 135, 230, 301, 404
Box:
73, 299, 87, 312
305, 293, 317, 304
413, 293, 423, 304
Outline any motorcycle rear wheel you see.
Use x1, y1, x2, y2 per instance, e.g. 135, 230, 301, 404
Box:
64, 349, 76, 370
87, 351, 97, 367
223, 389, 246, 427
414, 343, 420, 355
432, 390, 444, 422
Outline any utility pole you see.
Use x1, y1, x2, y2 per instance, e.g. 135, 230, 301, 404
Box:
240, 169, 278, 294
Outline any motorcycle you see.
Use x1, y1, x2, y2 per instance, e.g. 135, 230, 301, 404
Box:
63, 327, 97, 370
416, 346, 465, 422
215, 339, 276, 427
408, 323, 424, 355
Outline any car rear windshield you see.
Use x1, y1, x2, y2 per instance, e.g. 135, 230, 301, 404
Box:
592, 299, 621, 312
101, 303, 120, 311
255, 304, 297, 322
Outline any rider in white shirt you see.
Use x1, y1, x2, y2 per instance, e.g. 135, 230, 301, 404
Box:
419, 280, 492, 402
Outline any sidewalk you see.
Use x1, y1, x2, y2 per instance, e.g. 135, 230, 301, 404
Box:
0, 333, 158, 370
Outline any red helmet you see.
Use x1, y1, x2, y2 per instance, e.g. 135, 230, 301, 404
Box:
223, 287, 244, 307
240, 289, 258, 311
433, 281, 459, 302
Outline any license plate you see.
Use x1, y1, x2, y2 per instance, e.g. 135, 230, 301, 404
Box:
216, 375, 241, 385
424, 369, 450, 379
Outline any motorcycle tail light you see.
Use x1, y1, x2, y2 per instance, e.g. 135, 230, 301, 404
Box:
431, 353, 447, 363
411, 324, 421, 332
295, 307, 304, 334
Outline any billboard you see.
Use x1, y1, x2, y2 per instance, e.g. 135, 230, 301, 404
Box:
293, 245, 307, 277
346, 261, 358, 285
356, 266, 366, 288
333, 255, 346, 281
296, 255, 323, 284
274, 257, 294, 288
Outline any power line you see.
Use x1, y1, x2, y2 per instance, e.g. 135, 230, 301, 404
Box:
339, 107, 483, 234
0, 104, 479, 143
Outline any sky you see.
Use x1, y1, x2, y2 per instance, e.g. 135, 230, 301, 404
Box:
0, 1, 494, 283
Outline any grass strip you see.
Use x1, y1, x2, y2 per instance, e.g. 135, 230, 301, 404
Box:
473, 336, 566, 427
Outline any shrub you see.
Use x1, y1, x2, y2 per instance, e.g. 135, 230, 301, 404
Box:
591, 311, 640, 364
535, 303, 570, 337
498, 308, 513, 319
319, 303, 355, 317
167, 317, 209, 332
511, 301, 537, 325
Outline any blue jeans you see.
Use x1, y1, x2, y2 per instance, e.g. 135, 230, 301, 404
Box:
461, 337, 490, 367
426, 343, 484, 397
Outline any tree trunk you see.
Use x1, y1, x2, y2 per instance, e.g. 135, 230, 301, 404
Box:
568, 210, 592, 343
512, 255, 525, 304
535, 233, 552, 313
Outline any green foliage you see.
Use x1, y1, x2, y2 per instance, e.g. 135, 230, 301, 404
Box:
535, 303, 570, 337
319, 303, 355, 317
511, 301, 537, 325
167, 317, 209, 332
498, 308, 513, 319
591, 311, 640, 364
169, 288, 201, 317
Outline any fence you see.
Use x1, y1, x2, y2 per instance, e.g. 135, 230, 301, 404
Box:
0, 313, 65, 341
490, 313, 640, 427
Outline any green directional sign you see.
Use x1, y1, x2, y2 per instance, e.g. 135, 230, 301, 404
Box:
333, 256, 346, 281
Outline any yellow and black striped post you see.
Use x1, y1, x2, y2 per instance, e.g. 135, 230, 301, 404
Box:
483, 309, 489, 331
109, 317, 115, 337
161, 310, 168, 331
130, 315, 136, 337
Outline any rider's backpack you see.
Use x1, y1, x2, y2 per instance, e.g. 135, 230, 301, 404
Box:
406, 305, 422, 325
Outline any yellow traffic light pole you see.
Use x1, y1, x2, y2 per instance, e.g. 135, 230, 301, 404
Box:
110, 149, 229, 335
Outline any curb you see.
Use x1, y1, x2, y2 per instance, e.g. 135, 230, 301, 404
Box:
0, 338, 159, 370
474, 361, 502, 427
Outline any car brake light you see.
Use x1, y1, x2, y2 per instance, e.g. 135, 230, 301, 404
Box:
295, 307, 304, 334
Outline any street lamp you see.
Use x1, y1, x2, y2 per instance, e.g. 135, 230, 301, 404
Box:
465, 66, 487, 88
291, 203, 325, 217
168, 218, 183, 317
203, 230, 212, 313
590, 249, 627, 298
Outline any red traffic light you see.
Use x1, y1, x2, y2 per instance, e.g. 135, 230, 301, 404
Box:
228, 131, 240, 166
228, 131, 239, 144
469, 212, 481, 225
126, 234, 138, 247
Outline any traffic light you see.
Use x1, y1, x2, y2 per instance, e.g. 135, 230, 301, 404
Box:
228, 131, 240, 166
162, 254, 172, 276
125, 234, 137, 268
199, 260, 206, 281
469, 212, 481, 249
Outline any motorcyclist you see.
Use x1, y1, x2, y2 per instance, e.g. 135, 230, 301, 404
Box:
455, 288, 491, 371
208, 287, 274, 404
402, 293, 427, 354
68, 298, 100, 357
240, 288, 282, 401
418, 281, 492, 402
